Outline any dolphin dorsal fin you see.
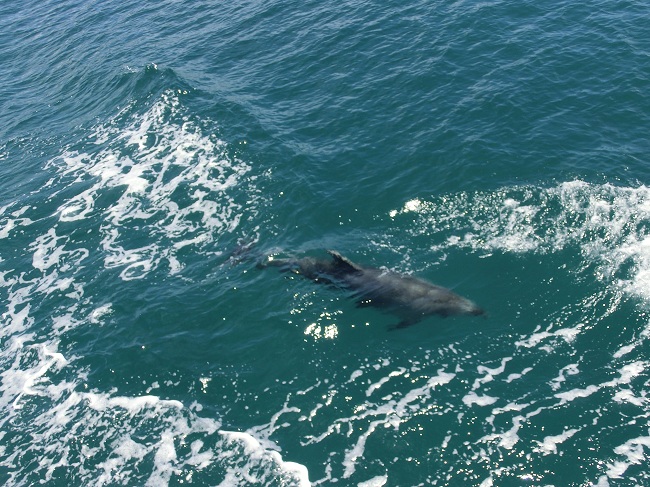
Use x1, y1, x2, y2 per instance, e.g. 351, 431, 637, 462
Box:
327, 250, 363, 273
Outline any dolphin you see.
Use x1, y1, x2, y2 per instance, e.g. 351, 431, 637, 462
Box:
262, 250, 484, 329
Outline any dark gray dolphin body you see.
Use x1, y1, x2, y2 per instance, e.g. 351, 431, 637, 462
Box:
263, 250, 484, 329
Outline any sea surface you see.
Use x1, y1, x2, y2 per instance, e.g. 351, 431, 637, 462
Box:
1, 1, 650, 486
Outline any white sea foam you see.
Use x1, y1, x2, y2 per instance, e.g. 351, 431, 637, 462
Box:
218, 431, 311, 487
48, 89, 258, 281
613, 343, 636, 358
606, 434, 650, 479
612, 389, 647, 406
0, 335, 309, 486
504, 367, 533, 383
555, 361, 645, 406
478, 414, 526, 450
594, 475, 611, 487
358, 474, 388, 486
462, 391, 498, 407
389, 181, 650, 302
366, 367, 406, 397
536, 428, 579, 455
550, 363, 580, 391
348, 369, 363, 383
515, 324, 582, 349
0, 341, 227, 486
247, 394, 302, 451
0, 340, 67, 412
469, 355, 644, 476
472, 357, 512, 389
479, 477, 494, 487
302, 363, 455, 481
0, 204, 33, 239
89, 303, 112, 324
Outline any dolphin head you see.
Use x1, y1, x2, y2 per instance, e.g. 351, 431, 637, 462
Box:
457, 297, 485, 317
470, 305, 486, 316
422, 288, 485, 318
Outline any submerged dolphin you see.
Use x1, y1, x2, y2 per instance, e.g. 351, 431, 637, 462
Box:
262, 250, 484, 329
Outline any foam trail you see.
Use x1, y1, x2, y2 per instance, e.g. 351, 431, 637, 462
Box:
47, 89, 259, 281
218, 431, 311, 486
388, 181, 650, 302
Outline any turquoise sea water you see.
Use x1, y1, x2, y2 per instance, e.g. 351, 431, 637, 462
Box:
2, 1, 650, 485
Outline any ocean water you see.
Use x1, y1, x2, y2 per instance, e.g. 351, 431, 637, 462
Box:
1, 1, 650, 485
